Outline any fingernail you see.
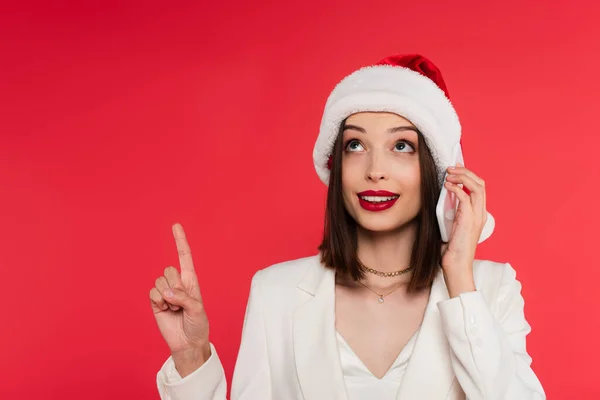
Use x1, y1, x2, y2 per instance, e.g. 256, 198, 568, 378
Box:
164, 289, 174, 298
448, 166, 455, 170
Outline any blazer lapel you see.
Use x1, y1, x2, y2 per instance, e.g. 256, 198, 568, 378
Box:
292, 259, 348, 400
396, 268, 456, 399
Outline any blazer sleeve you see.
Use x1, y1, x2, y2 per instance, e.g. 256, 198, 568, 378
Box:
436, 262, 546, 400
156, 269, 272, 400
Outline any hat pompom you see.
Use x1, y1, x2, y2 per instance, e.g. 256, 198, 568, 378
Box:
375, 54, 451, 100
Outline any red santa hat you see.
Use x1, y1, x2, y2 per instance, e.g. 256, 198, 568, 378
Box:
313, 54, 494, 243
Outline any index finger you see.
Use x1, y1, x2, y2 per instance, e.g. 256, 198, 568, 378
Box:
172, 223, 197, 279
448, 163, 485, 187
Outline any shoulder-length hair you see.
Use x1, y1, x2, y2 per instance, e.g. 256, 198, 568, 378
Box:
317, 117, 443, 293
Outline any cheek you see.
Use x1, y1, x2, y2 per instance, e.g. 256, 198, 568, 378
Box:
341, 173, 356, 204
341, 164, 362, 208
393, 165, 421, 193
341, 157, 361, 187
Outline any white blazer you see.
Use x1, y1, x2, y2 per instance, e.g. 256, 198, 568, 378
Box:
157, 254, 546, 400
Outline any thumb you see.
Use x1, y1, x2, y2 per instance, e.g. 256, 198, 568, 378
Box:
163, 287, 201, 313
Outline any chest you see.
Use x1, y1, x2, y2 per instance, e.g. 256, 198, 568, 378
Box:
334, 286, 430, 379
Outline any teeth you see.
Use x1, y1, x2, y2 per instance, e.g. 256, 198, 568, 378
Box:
359, 195, 398, 203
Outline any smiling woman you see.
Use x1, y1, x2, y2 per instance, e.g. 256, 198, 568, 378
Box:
151, 54, 546, 400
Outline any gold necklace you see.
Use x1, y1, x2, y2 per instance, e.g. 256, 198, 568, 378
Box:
357, 258, 414, 278
357, 279, 407, 304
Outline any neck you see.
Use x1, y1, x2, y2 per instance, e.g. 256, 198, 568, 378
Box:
355, 219, 419, 289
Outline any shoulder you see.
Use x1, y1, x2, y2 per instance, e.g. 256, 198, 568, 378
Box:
473, 259, 517, 286
472, 259, 524, 308
249, 253, 322, 292
244, 254, 323, 313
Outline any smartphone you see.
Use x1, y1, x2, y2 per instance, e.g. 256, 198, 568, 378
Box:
436, 143, 464, 243
436, 143, 496, 243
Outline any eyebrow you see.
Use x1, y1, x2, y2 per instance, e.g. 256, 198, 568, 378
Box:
342, 124, 419, 134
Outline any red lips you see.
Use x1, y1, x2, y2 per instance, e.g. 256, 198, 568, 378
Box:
358, 190, 399, 196
357, 190, 400, 212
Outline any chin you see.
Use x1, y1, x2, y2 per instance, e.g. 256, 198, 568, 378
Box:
354, 213, 416, 233
345, 198, 420, 233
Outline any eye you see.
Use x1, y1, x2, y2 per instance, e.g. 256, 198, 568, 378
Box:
394, 140, 415, 153
345, 139, 364, 152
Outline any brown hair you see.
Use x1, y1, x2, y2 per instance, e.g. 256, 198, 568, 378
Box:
317, 118, 443, 293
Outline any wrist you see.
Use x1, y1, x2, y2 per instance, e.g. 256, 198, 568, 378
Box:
172, 343, 211, 378
442, 268, 476, 298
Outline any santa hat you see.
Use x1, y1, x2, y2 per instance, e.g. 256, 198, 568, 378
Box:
313, 54, 494, 243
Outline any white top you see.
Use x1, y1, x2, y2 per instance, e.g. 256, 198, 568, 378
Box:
336, 328, 420, 400
155, 258, 547, 400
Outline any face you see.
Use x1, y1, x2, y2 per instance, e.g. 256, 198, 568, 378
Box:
341, 112, 421, 233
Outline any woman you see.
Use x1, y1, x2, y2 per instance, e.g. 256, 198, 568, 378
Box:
150, 54, 546, 399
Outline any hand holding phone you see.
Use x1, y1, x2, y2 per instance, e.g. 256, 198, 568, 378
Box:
435, 142, 495, 243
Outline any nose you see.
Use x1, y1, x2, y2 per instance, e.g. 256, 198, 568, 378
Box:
367, 170, 389, 181
365, 151, 389, 182
366, 159, 389, 182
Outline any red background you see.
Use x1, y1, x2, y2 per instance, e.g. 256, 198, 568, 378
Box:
1, 1, 598, 398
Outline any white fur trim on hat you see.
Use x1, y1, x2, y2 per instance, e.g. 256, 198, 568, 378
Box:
314, 64, 461, 186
